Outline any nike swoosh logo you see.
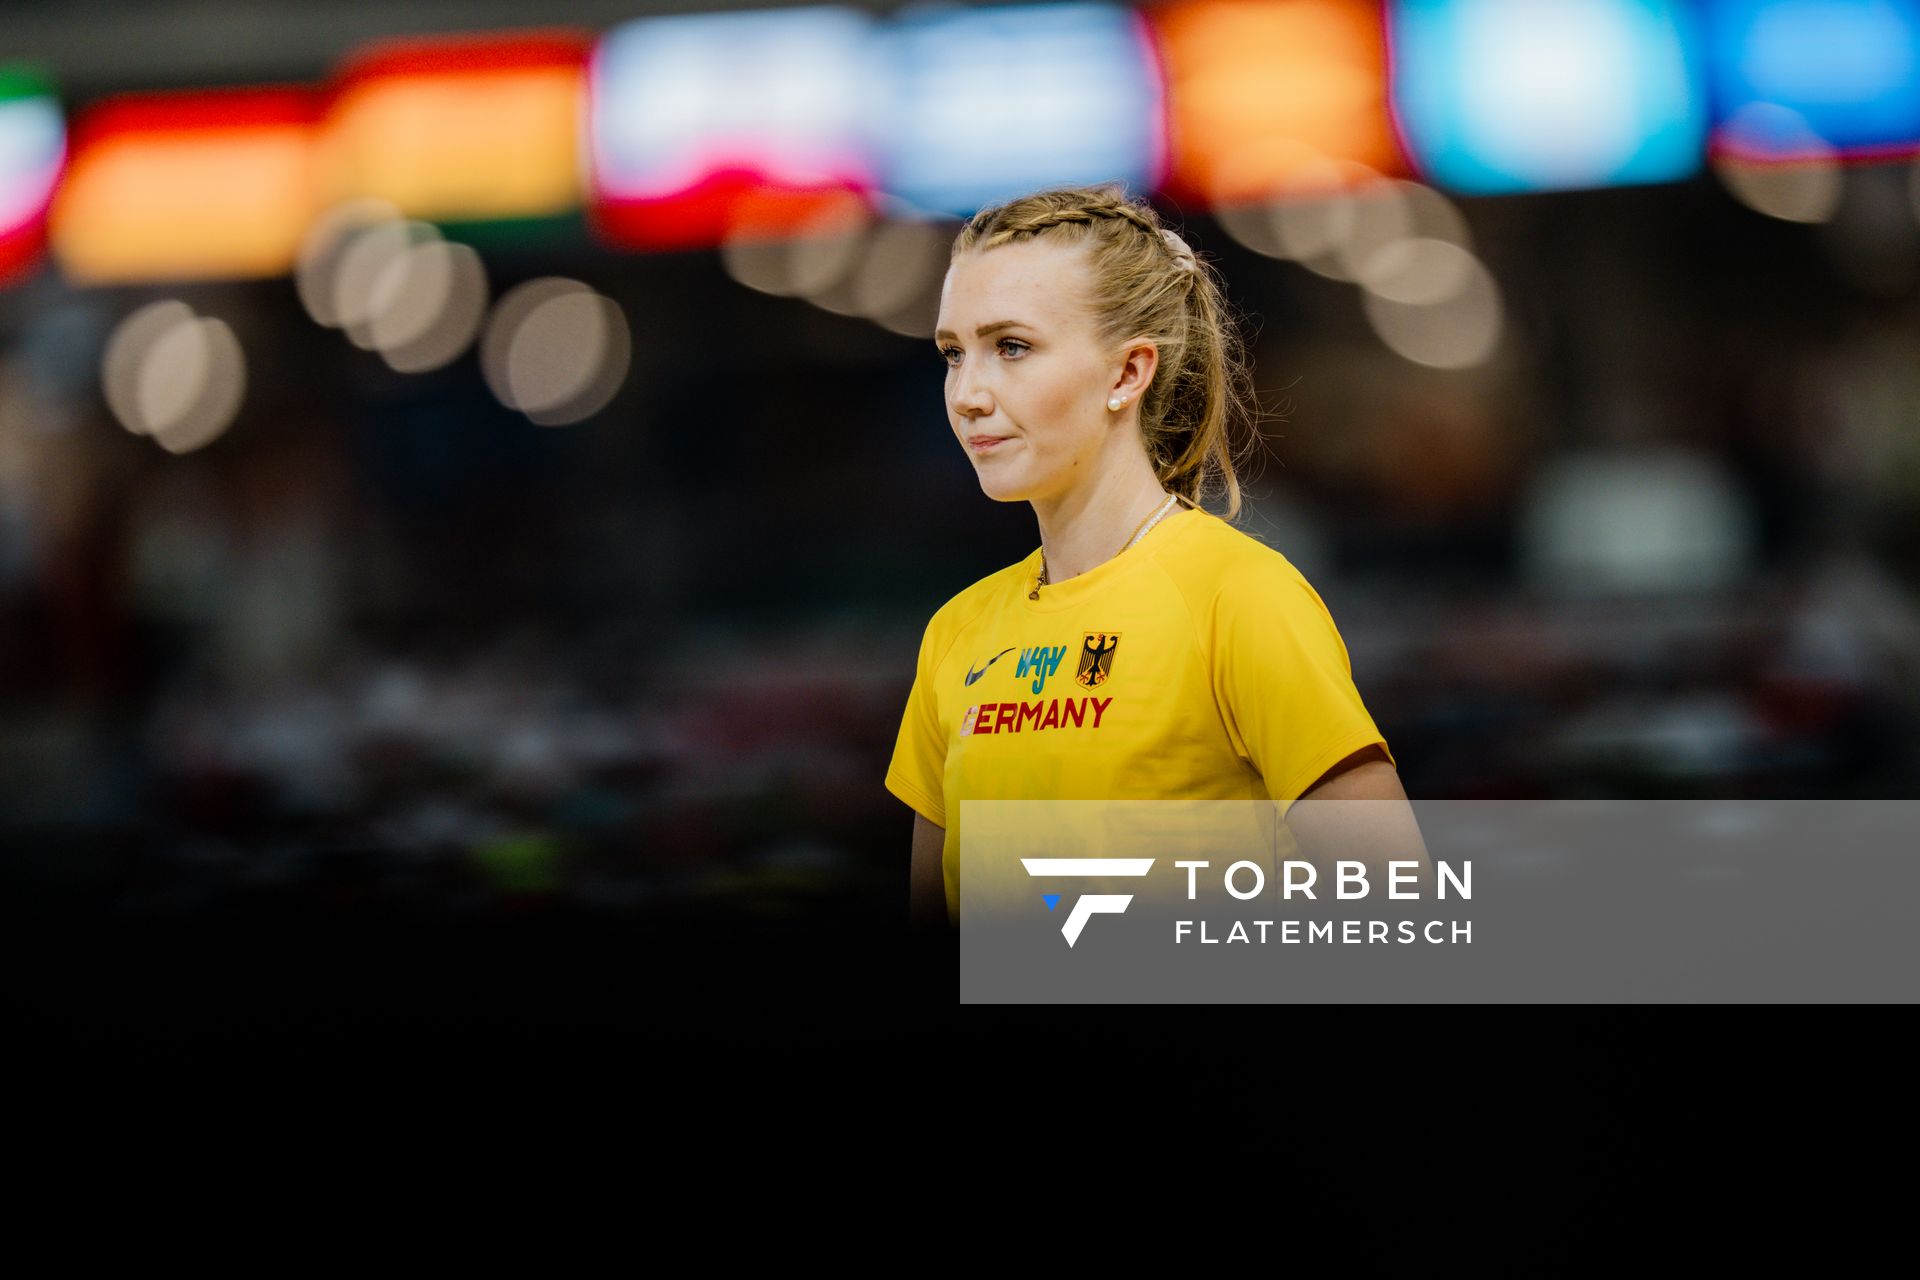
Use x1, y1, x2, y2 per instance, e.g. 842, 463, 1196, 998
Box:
964, 647, 1016, 687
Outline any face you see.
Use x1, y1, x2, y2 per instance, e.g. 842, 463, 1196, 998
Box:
934, 239, 1154, 504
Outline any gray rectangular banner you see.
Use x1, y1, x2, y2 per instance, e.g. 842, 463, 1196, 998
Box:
959, 800, 1918, 1003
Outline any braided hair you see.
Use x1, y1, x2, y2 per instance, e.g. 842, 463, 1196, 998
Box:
951, 183, 1258, 519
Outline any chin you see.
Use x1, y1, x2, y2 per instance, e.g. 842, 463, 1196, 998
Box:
974, 467, 1041, 505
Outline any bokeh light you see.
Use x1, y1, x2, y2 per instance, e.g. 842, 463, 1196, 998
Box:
295, 197, 402, 327
1215, 163, 1472, 278
481, 278, 632, 425
719, 191, 872, 300
1359, 241, 1504, 369
334, 217, 441, 349
102, 298, 196, 433
849, 218, 948, 333
365, 238, 489, 372
1713, 104, 1843, 223
1358, 237, 1479, 304
101, 300, 245, 451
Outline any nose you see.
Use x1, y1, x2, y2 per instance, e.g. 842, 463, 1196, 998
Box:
950, 358, 992, 422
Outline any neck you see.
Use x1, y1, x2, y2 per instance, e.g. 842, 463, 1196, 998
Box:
1031, 451, 1172, 584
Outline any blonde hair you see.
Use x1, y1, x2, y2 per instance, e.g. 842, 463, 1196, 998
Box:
951, 182, 1259, 519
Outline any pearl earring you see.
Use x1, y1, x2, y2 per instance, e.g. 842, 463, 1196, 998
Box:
1108, 396, 1126, 411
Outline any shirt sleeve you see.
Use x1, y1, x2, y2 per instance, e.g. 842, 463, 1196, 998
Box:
885, 617, 948, 827
1209, 560, 1394, 814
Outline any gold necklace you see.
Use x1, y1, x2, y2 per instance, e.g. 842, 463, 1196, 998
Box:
1031, 492, 1180, 600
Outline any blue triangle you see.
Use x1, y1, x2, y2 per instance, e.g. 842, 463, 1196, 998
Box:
1042, 894, 1061, 912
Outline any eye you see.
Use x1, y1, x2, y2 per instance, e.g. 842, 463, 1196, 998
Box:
936, 337, 1031, 366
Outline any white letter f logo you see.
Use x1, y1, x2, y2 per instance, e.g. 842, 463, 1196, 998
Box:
1021, 858, 1156, 947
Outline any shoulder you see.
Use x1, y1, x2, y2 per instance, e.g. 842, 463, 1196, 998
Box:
1153, 511, 1328, 619
1158, 514, 1358, 682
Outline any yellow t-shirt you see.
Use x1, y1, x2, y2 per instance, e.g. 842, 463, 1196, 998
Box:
885, 504, 1394, 924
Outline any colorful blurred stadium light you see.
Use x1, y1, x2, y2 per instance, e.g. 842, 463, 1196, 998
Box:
588, 6, 886, 251
50, 87, 321, 285
1153, 0, 1407, 207
1389, 0, 1707, 194
20, 0, 1920, 286
320, 30, 592, 231
0, 66, 64, 285
876, 2, 1166, 218
1706, 0, 1920, 160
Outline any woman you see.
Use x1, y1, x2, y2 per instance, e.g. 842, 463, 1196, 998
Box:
887, 184, 1413, 929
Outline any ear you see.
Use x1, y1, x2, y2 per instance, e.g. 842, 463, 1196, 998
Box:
1111, 338, 1158, 401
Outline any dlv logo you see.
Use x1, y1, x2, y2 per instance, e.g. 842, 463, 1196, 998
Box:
1016, 644, 1066, 694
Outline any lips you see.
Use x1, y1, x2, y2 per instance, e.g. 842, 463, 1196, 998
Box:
968, 435, 1014, 452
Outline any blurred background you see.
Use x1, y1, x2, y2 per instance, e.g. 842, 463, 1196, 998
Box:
5, 0, 1920, 1034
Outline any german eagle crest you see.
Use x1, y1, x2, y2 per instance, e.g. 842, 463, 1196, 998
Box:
1076, 632, 1119, 688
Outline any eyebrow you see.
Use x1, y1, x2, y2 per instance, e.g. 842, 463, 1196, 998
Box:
933, 320, 1031, 342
